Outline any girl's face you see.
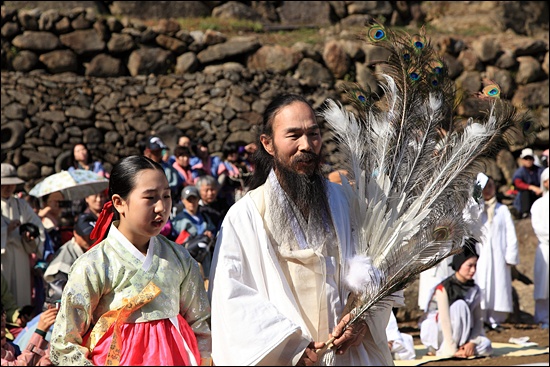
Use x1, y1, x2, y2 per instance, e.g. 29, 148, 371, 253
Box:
85, 191, 108, 216
46, 191, 65, 216
74, 144, 89, 163
456, 256, 478, 282
114, 169, 172, 248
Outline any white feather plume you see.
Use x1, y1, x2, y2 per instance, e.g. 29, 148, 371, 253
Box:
320, 21, 537, 327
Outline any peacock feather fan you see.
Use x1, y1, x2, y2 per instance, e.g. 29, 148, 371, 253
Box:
321, 21, 538, 331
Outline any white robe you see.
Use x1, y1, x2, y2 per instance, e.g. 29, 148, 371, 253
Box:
417, 257, 453, 311
474, 202, 519, 318
208, 182, 399, 366
386, 311, 415, 361
1, 196, 45, 307
530, 194, 549, 324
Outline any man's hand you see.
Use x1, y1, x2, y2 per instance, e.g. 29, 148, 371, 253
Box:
297, 341, 325, 366
330, 311, 368, 355
454, 341, 475, 358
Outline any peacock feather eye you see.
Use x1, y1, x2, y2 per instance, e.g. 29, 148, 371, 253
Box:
357, 94, 367, 103
429, 60, 444, 74
481, 84, 501, 98
430, 77, 439, 87
411, 35, 426, 52
433, 226, 451, 241
403, 53, 412, 63
409, 71, 420, 81
368, 26, 386, 42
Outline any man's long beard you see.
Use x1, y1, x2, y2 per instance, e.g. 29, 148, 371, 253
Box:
273, 151, 330, 221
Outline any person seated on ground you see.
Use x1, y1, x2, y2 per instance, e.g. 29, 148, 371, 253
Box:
172, 145, 196, 189
512, 148, 544, 219
190, 138, 227, 182
67, 143, 106, 178
218, 142, 248, 205
142, 136, 184, 207
196, 175, 230, 234
386, 311, 415, 361
43, 213, 96, 303
2, 303, 58, 366
420, 245, 492, 358
172, 186, 216, 278
38, 191, 66, 253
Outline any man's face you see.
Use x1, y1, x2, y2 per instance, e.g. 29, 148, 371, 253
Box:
261, 101, 322, 176
146, 148, 163, 163
482, 179, 496, 200
199, 184, 218, 205
522, 156, 534, 168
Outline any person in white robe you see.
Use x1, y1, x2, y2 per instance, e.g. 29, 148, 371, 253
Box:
474, 175, 519, 329
208, 94, 400, 366
386, 311, 415, 361
531, 167, 549, 329
420, 246, 492, 358
1, 163, 45, 308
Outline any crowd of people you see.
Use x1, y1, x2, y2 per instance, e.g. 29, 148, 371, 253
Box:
1, 93, 548, 366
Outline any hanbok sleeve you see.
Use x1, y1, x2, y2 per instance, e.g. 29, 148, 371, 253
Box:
177, 247, 212, 362
49, 252, 105, 366
434, 287, 457, 357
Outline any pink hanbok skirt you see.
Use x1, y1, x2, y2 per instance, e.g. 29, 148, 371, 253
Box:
87, 314, 200, 366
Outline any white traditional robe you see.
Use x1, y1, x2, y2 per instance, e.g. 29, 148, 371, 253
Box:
531, 193, 549, 324
419, 282, 492, 357
386, 311, 415, 361
474, 201, 519, 324
208, 178, 400, 366
1, 195, 45, 307
417, 257, 453, 311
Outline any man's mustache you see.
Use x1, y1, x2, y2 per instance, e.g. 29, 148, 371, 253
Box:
292, 151, 320, 163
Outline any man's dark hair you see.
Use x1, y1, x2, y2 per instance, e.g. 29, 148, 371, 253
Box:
247, 94, 314, 190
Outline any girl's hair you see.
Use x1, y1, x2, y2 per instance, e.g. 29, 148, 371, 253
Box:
70, 143, 94, 168
222, 142, 239, 159
248, 94, 314, 190
89, 155, 165, 247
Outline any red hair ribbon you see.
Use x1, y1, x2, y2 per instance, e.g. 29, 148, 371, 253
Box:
89, 200, 114, 248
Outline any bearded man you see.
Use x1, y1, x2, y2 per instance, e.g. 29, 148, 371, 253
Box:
208, 94, 401, 366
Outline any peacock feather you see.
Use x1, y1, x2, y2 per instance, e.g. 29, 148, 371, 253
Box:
320, 21, 540, 335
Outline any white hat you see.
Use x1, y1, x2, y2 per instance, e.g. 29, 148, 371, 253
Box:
1, 163, 25, 185
476, 172, 489, 190
520, 148, 535, 159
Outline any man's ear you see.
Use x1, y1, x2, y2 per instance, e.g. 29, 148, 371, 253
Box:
260, 134, 274, 156
112, 194, 125, 216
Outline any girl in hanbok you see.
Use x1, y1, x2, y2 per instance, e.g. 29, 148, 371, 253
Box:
49, 155, 212, 366
420, 246, 492, 358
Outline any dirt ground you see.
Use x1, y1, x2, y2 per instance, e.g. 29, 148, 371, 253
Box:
397, 216, 549, 366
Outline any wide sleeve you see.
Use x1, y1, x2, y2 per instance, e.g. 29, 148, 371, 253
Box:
434, 287, 457, 357
49, 252, 106, 366
176, 244, 212, 362
502, 206, 519, 265
208, 206, 311, 366
531, 198, 549, 243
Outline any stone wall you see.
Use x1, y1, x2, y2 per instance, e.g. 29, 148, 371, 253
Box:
1, 2, 549, 193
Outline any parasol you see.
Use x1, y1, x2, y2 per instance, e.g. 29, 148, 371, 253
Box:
29, 169, 109, 201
